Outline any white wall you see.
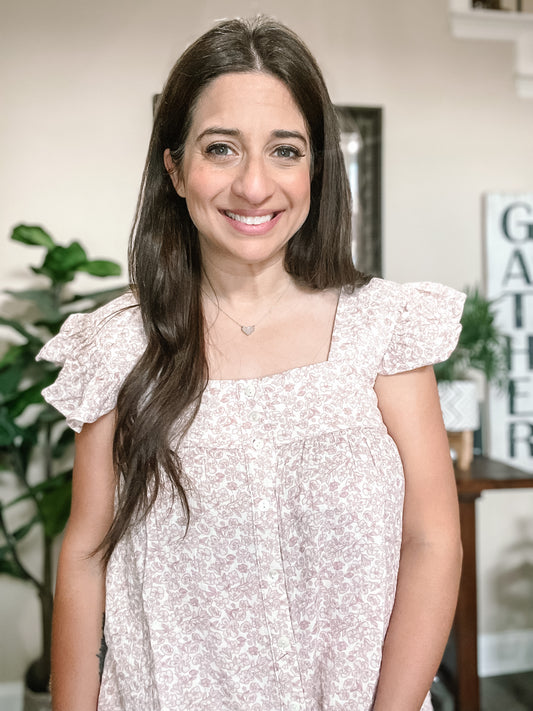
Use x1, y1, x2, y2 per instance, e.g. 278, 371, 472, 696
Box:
1, 0, 533, 682
477, 490, 533, 676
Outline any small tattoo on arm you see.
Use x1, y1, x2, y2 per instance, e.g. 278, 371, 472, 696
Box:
97, 612, 107, 681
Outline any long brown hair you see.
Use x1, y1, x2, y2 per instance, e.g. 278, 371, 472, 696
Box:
100, 16, 370, 564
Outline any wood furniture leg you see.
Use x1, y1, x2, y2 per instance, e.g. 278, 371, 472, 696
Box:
447, 430, 474, 473
455, 491, 482, 711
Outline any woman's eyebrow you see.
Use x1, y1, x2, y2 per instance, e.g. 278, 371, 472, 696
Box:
271, 129, 308, 145
196, 127, 240, 141
196, 127, 308, 145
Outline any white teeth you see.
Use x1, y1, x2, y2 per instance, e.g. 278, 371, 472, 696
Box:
225, 211, 274, 225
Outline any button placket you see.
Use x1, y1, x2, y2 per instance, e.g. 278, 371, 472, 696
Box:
239, 380, 263, 441
239, 381, 305, 710
245, 454, 305, 709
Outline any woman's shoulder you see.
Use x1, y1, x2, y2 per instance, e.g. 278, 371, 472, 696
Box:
337, 277, 465, 375
37, 290, 145, 432
341, 277, 464, 324
343, 276, 463, 302
38, 290, 144, 366
65, 289, 141, 339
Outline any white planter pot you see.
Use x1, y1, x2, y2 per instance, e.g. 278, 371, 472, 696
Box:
0, 682, 51, 711
23, 688, 51, 711
438, 380, 480, 432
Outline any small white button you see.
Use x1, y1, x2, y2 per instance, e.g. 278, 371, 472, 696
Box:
268, 567, 279, 581
252, 438, 264, 451
278, 636, 291, 650
244, 384, 255, 398
257, 500, 269, 512
288, 703, 301, 711
251, 410, 261, 421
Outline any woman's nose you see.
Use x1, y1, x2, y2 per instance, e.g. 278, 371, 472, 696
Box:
231, 155, 275, 204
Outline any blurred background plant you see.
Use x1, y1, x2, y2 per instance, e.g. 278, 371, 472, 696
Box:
0, 224, 123, 699
434, 286, 509, 388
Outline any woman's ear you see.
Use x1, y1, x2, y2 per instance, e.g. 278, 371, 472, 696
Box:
163, 148, 185, 197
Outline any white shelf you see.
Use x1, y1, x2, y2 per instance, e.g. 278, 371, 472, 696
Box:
449, 1, 533, 97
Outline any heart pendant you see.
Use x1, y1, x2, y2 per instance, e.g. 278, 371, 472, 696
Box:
241, 325, 255, 336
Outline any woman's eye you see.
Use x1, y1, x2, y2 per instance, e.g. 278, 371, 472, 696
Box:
206, 143, 234, 157
274, 145, 302, 160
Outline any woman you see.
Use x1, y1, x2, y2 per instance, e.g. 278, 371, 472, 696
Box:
39, 16, 464, 711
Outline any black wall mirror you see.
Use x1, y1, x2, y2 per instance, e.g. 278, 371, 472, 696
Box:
335, 106, 383, 277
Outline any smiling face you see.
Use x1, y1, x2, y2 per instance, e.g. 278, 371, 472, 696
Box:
165, 72, 312, 273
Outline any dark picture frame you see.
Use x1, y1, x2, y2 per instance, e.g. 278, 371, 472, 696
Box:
335, 106, 383, 277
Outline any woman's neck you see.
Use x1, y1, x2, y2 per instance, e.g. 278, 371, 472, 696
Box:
200, 256, 295, 309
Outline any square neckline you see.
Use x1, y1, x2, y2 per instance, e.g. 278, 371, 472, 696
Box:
205, 282, 367, 386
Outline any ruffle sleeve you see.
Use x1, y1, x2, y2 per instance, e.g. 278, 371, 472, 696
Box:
37, 291, 145, 432
377, 281, 465, 375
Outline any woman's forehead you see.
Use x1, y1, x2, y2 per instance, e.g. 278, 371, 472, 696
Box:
188, 72, 308, 140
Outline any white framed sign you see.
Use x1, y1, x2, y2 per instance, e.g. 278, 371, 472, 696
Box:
485, 194, 533, 471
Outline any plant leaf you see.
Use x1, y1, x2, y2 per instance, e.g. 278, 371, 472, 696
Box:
11, 225, 55, 250
16, 422, 40, 467
0, 558, 28, 580
33, 471, 72, 495
434, 286, 509, 386
0, 407, 25, 448
5, 288, 52, 303
52, 426, 74, 459
77, 260, 121, 278
69, 286, 128, 305
39, 478, 72, 539
5, 371, 57, 418
0, 344, 29, 369
0, 316, 39, 344
0, 450, 14, 472
0, 363, 25, 399
7, 387, 44, 419
13, 515, 40, 541
32, 242, 88, 284
4, 290, 63, 324
5, 471, 71, 511
36, 405, 64, 426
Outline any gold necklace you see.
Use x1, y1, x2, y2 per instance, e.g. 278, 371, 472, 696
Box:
201, 281, 292, 336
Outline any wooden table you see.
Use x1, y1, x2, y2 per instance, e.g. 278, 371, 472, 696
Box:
453, 456, 533, 711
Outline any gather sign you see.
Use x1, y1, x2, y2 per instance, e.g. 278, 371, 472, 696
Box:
485, 194, 533, 471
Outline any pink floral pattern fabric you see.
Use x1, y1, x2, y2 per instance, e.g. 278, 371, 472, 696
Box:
38, 278, 465, 711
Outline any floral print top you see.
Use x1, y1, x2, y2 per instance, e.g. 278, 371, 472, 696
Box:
38, 277, 465, 711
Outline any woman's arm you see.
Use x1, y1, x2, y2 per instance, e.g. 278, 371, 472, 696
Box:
372, 366, 462, 711
51, 410, 117, 711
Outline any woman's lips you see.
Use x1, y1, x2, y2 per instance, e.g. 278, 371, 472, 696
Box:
221, 209, 283, 235
225, 210, 275, 225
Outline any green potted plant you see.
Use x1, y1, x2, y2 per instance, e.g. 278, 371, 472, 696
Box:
435, 287, 509, 470
0, 224, 123, 710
